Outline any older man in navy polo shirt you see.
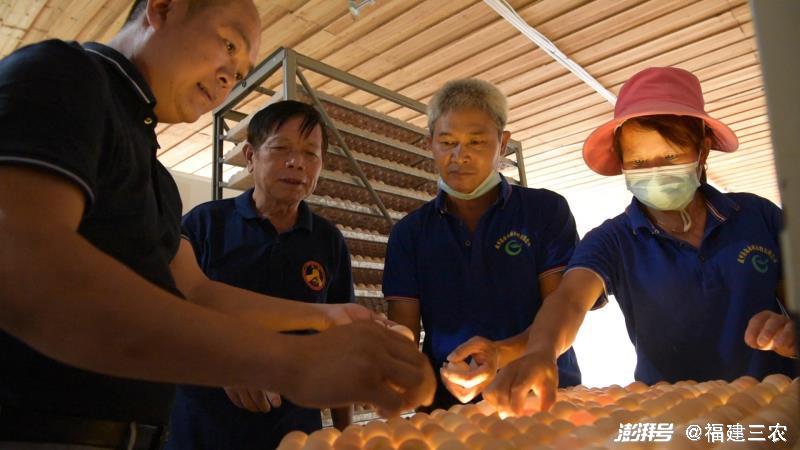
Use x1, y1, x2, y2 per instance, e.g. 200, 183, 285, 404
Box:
167, 100, 354, 450
384, 79, 584, 410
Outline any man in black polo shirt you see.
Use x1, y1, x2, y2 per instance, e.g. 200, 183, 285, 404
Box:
0, 1, 435, 448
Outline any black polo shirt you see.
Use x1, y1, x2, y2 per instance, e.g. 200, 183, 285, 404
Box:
0, 40, 182, 424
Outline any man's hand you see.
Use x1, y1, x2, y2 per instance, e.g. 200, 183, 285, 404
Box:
440, 336, 499, 403
745, 310, 797, 358
224, 387, 282, 413
282, 320, 435, 417
483, 351, 558, 417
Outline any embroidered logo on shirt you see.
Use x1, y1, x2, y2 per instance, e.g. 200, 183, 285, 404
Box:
737, 245, 778, 274
302, 261, 326, 291
495, 231, 531, 256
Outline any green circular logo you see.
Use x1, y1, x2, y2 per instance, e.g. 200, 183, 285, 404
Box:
751, 254, 769, 274
504, 239, 523, 256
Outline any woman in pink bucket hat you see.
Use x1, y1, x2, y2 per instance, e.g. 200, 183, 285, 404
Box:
443, 67, 796, 416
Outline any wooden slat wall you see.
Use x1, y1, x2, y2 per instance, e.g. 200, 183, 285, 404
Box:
0, 0, 780, 205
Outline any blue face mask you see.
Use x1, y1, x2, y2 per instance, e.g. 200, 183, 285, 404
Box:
438, 171, 502, 200
622, 160, 701, 211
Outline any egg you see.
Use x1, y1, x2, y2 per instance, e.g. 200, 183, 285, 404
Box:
278, 431, 308, 450
476, 437, 514, 450
762, 373, 792, 391
409, 413, 431, 428
486, 420, 518, 440
549, 418, 575, 436
549, 401, 579, 419
332, 433, 362, 449
301, 438, 333, 450
506, 416, 537, 433
363, 421, 391, 440
465, 431, 491, 450
725, 392, 762, 416
392, 423, 424, 444
452, 422, 479, 442
437, 439, 470, 450
397, 438, 430, 450
529, 410, 555, 424
362, 435, 393, 450
429, 430, 460, 447
420, 422, 446, 439
459, 404, 483, 419
438, 412, 469, 431
310, 428, 341, 445
731, 375, 759, 390
625, 381, 649, 394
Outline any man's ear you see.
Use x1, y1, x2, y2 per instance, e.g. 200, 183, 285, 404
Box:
244, 142, 256, 173
145, 0, 183, 31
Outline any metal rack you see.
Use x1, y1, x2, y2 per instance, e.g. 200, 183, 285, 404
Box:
211, 47, 527, 313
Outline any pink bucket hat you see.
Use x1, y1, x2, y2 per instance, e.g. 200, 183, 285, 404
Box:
582, 67, 739, 176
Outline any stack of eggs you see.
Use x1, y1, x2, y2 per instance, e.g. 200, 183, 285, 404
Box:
277, 374, 799, 450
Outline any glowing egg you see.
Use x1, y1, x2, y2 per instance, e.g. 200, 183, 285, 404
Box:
363, 421, 391, 440
437, 439, 470, 450
429, 430, 459, 447
397, 438, 430, 450
725, 392, 762, 416
486, 420, 518, 440
567, 410, 597, 426
392, 423, 424, 444
332, 432, 362, 449
362, 435, 393, 450
625, 381, 648, 393
550, 401, 579, 419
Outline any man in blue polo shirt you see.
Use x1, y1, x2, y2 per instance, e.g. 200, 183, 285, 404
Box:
167, 101, 354, 450
384, 79, 583, 410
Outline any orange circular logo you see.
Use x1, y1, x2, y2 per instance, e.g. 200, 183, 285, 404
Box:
302, 261, 326, 291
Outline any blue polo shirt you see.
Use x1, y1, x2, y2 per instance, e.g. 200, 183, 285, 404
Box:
167, 189, 354, 450
568, 184, 795, 385
383, 175, 583, 408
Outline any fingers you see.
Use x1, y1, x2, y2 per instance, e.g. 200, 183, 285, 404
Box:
246, 389, 271, 413
224, 387, 244, 409
266, 391, 282, 408
773, 321, 798, 357
533, 376, 557, 413
440, 367, 481, 403
447, 336, 489, 363
371, 383, 405, 418
746, 310, 791, 351
440, 363, 492, 389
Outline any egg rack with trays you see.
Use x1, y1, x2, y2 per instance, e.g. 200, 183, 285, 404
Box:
278, 374, 800, 450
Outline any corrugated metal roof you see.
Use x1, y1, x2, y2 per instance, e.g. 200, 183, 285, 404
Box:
0, 0, 778, 204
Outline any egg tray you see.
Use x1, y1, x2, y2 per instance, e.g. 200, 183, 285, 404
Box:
277, 374, 799, 450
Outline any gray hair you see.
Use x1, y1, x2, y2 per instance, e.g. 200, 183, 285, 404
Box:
427, 78, 508, 135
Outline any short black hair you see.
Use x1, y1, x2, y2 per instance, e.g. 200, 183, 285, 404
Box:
247, 100, 329, 156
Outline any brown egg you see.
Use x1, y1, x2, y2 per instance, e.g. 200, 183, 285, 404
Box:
363, 421, 392, 441
420, 422, 446, 439
730, 375, 759, 390
763, 373, 792, 391
448, 404, 465, 415
506, 416, 537, 433
590, 416, 620, 435
567, 410, 596, 426
625, 381, 649, 394
486, 420, 518, 441
409, 413, 431, 428
311, 428, 341, 445
280, 430, 308, 445
439, 412, 469, 432
333, 432, 362, 450
429, 430, 460, 447
639, 398, 668, 416
465, 431, 491, 449
550, 401, 579, 419
430, 408, 447, 418
301, 438, 334, 450
696, 392, 724, 409
529, 410, 555, 424
453, 422, 478, 442
476, 414, 502, 432
768, 394, 800, 421
277, 431, 306, 450
437, 439, 470, 450
549, 418, 575, 436
549, 433, 590, 450
392, 423, 424, 444
726, 392, 762, 416
362, 435, 393, 450
386, 417, 408, 431
397, 438, 430, 450
459, 404, 483, 419
477, 437, 514, 450
615, 394, 642, 411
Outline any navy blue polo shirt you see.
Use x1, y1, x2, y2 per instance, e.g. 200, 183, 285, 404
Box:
0, 41, 181, 424
568, 184, 796, 384
383, 175, 582, 408
167, 188, 354, 450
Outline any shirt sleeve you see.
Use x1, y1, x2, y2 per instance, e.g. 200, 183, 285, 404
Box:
382, 218, 420, 300
180, 207, 206, 265
0, 40, 108, 208
327, 230, 355, 304
535, 193, 579, 279
566, 222, 620, 297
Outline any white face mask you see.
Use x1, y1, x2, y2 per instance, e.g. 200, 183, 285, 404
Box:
438, 171, 502, 200
622, 160, 701, 211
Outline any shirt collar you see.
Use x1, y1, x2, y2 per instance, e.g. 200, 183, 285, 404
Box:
235, 188, 313, 232
82, 42, 157, 107
625, 183, 741, 235
435, 173, 512, 214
